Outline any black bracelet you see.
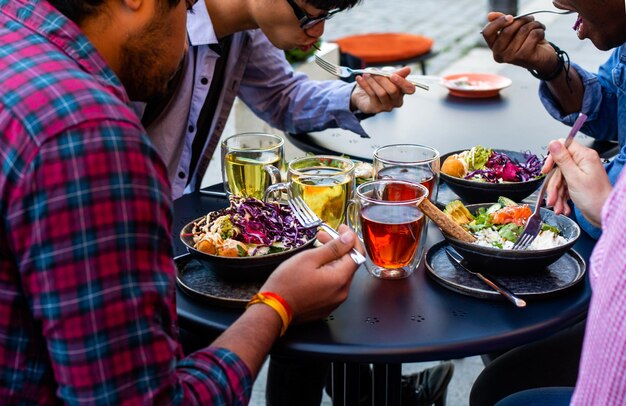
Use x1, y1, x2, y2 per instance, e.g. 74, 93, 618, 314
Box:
528, 42, 570, 82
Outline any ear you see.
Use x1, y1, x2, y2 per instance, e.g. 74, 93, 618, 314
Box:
122, 0, 144, 12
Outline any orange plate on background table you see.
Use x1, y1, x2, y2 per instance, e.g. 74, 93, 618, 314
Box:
441, 73, 512, 98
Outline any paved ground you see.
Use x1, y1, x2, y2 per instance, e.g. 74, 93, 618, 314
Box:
203, 0, 608, 404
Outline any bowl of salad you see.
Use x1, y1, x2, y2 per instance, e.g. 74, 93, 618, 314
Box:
180, 196, 318, 281
440, 197, 580, 274
440, 146, 545, 203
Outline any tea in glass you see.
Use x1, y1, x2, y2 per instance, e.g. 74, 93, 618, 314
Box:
348, 179, 428, 279
265, 156, 355, 229
221, 133, 283, 200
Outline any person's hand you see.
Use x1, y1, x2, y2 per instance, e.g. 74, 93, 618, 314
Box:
350, 66, 416, 114
542, 140, 611, 227
261, 225, 363, 323
481, 12, 557, 75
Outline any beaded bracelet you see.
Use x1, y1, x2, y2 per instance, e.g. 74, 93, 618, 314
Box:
528, 42, 572, 89
247, 292, 293, 337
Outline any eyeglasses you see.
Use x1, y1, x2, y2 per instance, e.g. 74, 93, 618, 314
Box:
285, 0, 341, 30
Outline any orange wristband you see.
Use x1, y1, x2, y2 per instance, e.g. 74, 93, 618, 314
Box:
247, 292, 293, 336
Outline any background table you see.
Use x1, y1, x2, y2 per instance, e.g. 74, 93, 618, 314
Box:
173, 187, 592, 405
286, 64, 618, 161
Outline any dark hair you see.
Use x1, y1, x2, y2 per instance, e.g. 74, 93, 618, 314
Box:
48, 0, 182, 25
306, 0, 362, 11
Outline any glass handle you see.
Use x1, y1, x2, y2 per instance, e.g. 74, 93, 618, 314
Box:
264, 164, 281, 185
264, 182, 289, 203
263, 165, 283, 202
346, 200, 362, 240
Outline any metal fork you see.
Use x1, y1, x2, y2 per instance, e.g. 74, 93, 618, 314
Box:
288, 195, 366, 265
513, 9, 574, 20
315, 55, 430, 91
513, 113, 588, 250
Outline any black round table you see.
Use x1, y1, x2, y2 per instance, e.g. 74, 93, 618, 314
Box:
173, 186, 592, 405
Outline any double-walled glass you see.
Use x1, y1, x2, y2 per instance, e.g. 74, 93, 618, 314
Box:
348, 179, 429, 279
265, 155, 355, 229
373, 144, 440, 202
221, 132, 284, 200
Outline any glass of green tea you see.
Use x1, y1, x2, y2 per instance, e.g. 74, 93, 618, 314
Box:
348, 179, 429, 279
221, 133, 284, 200
264, 155, 355, 229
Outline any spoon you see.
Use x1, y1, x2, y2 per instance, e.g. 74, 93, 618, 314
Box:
513, 9, 575, 20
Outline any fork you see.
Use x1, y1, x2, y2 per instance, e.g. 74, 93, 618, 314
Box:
315, 55, 430, 91
288, 195, 366, 265
513, 9, 574, 20
513, 113, 588, 250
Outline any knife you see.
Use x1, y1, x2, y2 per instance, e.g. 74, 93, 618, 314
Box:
445, 248, 527, 308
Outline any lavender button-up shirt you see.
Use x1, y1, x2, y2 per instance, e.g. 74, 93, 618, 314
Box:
140, 1, 366, 199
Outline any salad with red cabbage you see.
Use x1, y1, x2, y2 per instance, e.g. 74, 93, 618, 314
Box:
442, 146, 545, 183
191, 196, 317, 257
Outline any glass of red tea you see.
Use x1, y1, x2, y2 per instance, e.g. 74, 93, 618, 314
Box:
373, 144, 440, 202
348, 179, 429, 279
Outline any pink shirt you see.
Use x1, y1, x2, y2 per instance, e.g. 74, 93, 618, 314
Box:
572, 171, 626, 404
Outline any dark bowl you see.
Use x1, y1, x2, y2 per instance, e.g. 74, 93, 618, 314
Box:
180, 217, 316, 282
441, 203, 581, 274
440, 149, 544, 203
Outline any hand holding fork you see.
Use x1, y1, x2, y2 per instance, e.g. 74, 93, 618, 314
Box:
513, 113, 588, 250
315, 55, 429, 91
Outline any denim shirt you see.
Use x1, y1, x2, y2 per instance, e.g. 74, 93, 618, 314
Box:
138, 0, 365, 199
539, 44, 626, 239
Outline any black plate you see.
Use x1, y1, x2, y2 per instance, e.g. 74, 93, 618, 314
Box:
180, 216, 316, 282
175, 254, 262, 308
440, 149, 544, 203
425, 241, 586, 300
441, 203, 581, 274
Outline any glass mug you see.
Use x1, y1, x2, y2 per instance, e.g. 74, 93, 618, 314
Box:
373, 144, 440, 202
264, 155, 355, 229
348, 179, 429, 279
221, 132, 284, 200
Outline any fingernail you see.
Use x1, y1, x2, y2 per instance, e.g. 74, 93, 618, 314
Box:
340, 231, 354, 244
550, 141, 563, 153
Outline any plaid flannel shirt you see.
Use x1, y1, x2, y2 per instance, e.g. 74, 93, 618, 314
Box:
0, 0, 251, 404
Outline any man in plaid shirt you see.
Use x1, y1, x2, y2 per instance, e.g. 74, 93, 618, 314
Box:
0, 0, 362, 404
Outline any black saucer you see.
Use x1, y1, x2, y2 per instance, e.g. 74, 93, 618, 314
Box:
175, 254, 261, 308
425, 240, 586, 300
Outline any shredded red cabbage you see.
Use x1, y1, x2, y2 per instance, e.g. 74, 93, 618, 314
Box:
208, 196, 317, 248
464, 151, 544, 183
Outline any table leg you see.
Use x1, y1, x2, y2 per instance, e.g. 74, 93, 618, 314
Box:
372, 363, 402, 405
331, 362, 361, 406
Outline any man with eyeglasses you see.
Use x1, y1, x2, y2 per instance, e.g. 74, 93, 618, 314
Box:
136, 0, 418, 200
133, 0, 454, 405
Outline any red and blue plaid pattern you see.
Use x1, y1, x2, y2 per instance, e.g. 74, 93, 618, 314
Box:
0, 0, 251, 404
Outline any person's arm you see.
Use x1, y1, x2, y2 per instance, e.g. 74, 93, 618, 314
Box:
237, 31, 413, 138
211, 227, 362, 376
543, 139, 612, 226
11, 120, 254, 405
481, 12, 584, 113
570, 172, 626, 405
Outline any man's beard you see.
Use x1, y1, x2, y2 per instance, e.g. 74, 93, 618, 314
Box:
118, 15, 180, 102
